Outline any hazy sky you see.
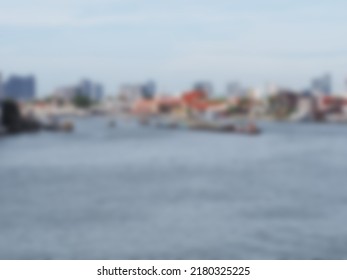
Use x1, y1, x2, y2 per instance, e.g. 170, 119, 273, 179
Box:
0, 0, 346, 95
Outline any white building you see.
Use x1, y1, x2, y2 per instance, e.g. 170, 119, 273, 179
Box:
52, 86, 79, 101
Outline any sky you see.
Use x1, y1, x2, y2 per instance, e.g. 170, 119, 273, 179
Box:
0, 0, 347, 95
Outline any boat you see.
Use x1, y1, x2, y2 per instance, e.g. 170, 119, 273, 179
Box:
234, 122, 261, 135
187, 119, 260, 135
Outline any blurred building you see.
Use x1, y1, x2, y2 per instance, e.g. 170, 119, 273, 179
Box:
311, 73, 332, 95
193, 81, 213, 96
289, 93, 316, 122
117, 84, 142, 113
226, 82, 244, 96
267, 89, 299, 119
181, 89, 209, 112
79, 79, 104, 102
265, 83, 279, 96
52, 79, 104, 102
0, 72, 3, 101
118, 84, 142, 101
52, 86, 79, 101
95, 84, 103, 101
141, 80, 156, 99
116, 81, 156, 113
118, 81, 156, 101
3, 75, 36, 101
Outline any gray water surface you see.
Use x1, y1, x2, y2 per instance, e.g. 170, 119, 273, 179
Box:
1, 119, 347, 259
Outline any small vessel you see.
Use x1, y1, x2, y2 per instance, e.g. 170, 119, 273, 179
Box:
60, 121, 74, 132
187, 119, 260, 135
235, 122, 261, 135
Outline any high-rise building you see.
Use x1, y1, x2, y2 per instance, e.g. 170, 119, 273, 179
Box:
311, 73, 332, 95
94, 84, 104, 101
3, 75, 36, 101
118, 81, 156, 101
118, 84, 142, 100
79, 79, 93, 98
193, 81, 213, 96
52, 86, 79, 100
141, 80, 156, 99
79, 79, 104, 101
226, 82, 242, 96
51, 79, 103, 102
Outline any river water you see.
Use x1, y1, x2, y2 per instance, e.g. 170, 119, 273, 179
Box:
1, 118, 347, 259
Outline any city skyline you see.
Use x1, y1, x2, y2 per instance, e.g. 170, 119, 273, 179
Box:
1, 0, 347, 95
0, 73, 36, 101
0, 70, 342, 100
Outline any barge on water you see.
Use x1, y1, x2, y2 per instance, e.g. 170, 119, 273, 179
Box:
149, 115, 261, 135
186, 120, 261, 135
